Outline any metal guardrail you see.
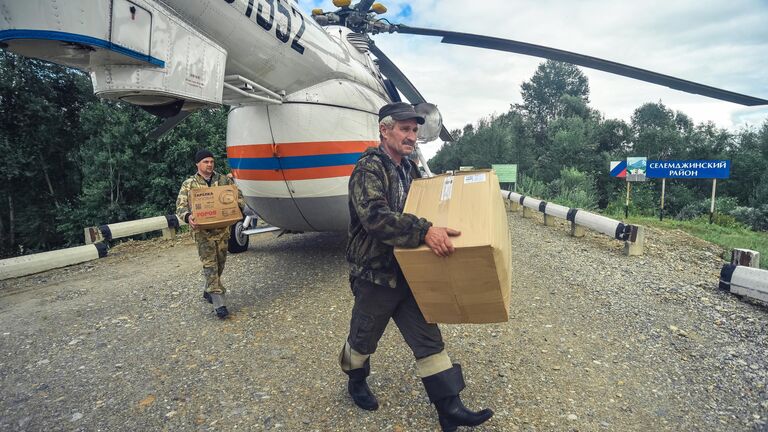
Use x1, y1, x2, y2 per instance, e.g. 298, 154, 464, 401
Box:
720, 264, 768, 303
0, 214, 187, 281
84, 214, 186, 244
0, 243, 108, 280
500, 190, 645, 256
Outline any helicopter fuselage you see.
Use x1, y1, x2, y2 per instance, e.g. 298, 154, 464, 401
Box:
0, 0, 395, 231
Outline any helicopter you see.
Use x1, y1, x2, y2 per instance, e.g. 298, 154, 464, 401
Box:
1, 0, 765, 252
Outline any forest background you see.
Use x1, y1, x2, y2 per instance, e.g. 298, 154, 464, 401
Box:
1, 52, 766, 258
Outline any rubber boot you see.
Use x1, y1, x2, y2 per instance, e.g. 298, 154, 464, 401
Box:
343, 359, 379, 411
421, 364, 494, 432
203, 291, 212, 304
210, 293, 229, 319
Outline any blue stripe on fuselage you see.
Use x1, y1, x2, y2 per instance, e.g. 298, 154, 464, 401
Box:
229, 153, 362, 170
0, 30, 165, 67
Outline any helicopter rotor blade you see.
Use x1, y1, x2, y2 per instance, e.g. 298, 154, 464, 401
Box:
368, 42, 455, 142
395, 25, 768, 106
147, 111, 192, 140
355, 0, 376, 13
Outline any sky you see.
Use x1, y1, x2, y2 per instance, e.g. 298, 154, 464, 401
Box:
300, 0, 768, 159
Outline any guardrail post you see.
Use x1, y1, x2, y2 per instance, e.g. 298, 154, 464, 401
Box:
522, 207, 533, 218
510, 201, 521, 212
162, 227, 176, 240
732, 249, 760, 268
623, 225, 645, 256
84, 227, 98, 245
543, 213, 556, 226
570, 222, 585, 237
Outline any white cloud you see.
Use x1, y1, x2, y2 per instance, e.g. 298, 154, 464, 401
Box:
303, 1, 768, 158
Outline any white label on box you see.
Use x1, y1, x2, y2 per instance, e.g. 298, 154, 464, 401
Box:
441, 177, 454, 201
464, 173, 487, 184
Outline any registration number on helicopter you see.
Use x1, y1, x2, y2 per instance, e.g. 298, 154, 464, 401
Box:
223, 0, 306, 55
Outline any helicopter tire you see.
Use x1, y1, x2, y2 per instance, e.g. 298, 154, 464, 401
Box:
228, 220, 249, 253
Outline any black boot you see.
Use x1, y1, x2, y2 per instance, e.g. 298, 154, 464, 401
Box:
203, 292, 212, 304
422, 364, 493, 432
210, 293, 229, 319
343, 359, 379, 411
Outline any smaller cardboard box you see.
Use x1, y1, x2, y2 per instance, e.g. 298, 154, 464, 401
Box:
394, 170, 511, 324
189, 185, 243, 229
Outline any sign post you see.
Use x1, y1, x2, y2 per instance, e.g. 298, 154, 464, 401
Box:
625, 182, 631, 219
710, 179, 717, 224
660, 178, 666, 221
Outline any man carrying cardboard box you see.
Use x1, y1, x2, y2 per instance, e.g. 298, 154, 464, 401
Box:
339, 102, 494, 431
176, 149, 245, 319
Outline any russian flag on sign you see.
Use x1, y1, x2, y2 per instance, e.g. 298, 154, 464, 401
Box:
610, 160, 627, 178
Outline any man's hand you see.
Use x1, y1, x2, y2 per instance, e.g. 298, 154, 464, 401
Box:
424, 226, 461, 257
188, 214, 198, 230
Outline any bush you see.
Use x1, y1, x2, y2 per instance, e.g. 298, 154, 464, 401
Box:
730, 205, 768, 231
547, 168, 597, 209
555, 187, 598, 210
518, 174, 547, 198
677, 196, 742, 221
677, 201, 708, 220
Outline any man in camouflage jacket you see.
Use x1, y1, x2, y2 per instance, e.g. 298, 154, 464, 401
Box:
340, 103, 493, 431
176, 149, 244, 319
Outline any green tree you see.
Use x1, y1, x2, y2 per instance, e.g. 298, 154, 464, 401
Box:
519, 60, 590, 133
629, 102, 685, 159
0, 52, 94, 255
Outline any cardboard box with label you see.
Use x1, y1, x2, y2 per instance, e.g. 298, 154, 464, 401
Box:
189, 185, 243, 230
394, 170, 511, 324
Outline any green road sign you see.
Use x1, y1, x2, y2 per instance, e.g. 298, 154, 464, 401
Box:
492, 164, 518, 183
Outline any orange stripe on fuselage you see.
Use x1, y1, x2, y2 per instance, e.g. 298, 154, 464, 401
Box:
233, 165, 355, 181
227, 140, 377, 158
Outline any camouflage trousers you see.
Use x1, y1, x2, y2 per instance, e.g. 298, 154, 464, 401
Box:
196, 233, 229, 295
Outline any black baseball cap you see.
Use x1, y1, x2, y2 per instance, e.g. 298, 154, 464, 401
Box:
378, 102, 425, 124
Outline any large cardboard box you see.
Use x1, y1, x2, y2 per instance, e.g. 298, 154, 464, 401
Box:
394, 170, 511, 324
189, 185, 243, 229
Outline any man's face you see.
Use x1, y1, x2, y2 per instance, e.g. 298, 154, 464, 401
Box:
380, 119, 418, 160
196, 157, 215, 176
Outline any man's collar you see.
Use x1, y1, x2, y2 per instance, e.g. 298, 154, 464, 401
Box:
378, 144, 406, 167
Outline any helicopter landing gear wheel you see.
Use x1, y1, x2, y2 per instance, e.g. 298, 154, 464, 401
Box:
228, 220, 249, 253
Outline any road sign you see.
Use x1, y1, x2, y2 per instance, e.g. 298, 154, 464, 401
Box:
626, 157, 647, 182
492, 164, 518, 183
647, 160, 731, 179
610, 160, 627, 178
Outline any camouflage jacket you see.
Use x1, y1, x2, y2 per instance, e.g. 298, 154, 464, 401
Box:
346, 146, 432, 288
175, 171, 245, 240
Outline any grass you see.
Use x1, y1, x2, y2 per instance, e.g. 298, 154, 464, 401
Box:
618, 215, 768, 270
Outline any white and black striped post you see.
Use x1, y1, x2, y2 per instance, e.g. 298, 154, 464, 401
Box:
84, 215, 185, 244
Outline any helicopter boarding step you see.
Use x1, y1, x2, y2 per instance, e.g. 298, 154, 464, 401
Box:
222, 75, 284, 106
242, 226, 281, 236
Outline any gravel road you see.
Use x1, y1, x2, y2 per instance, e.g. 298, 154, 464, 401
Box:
1, 211, 766, 431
